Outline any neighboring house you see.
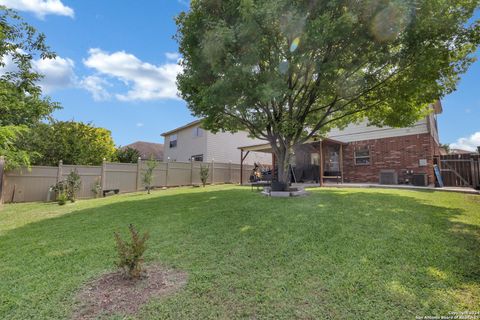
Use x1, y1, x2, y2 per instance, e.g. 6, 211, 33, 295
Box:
124, 141, 164, 161
240, 102, 443, 186
161, 120, 272, 165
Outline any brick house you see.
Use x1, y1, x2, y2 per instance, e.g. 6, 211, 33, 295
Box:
239, 102, 442, 186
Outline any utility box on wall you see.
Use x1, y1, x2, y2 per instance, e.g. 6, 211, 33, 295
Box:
412, 173, 428, 186
419, 159, 428, 167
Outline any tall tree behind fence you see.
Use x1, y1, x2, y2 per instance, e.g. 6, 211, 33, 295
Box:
1, 160, 255, 203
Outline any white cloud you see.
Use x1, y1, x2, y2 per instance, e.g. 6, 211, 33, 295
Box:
136, 122, 144, 127
0, 54, 17, 76
79, 75, 111, 101
450, 132, 480, 152
0, 0, 74, 18
32, 56, 76, 93
165, 52, 181, 61
0, 54, 76, 93
83, 48, 182, 101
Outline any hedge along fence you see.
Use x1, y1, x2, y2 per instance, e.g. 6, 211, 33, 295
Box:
0, 158, 255, 203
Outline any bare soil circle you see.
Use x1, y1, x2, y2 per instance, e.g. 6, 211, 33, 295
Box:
72, 264, 187, 319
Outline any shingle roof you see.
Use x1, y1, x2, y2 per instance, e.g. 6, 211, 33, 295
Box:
160, 119, 202, 136
123, 141, 164, 160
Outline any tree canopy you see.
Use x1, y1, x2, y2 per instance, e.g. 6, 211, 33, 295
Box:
176, 0, 480, 184
0, 7, 59, 170
24, 121, 116, 166
115, 147, 141, 163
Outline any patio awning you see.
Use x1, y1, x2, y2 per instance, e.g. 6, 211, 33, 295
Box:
237, 142, 273, 153
238, 137, 347, 186
237, 137, 347, 154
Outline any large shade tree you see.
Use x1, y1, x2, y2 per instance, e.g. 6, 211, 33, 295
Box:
176, 0, 480, 187
0, 7, 59, 169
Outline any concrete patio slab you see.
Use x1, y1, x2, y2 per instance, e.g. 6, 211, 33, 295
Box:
291, 182, 480, 195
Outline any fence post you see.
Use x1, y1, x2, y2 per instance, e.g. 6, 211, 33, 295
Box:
190, 158, 194, 185
136, 157, 142, 191
101, 159, 107, 193
211, 159, 215, 185
471, 158, 478, 189
57, 160, 63, 182
229, 161, 232, 184
0, 156, 5, 204
165, 162, 169, 187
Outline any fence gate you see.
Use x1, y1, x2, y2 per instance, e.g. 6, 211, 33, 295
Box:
440, 154, 480, 189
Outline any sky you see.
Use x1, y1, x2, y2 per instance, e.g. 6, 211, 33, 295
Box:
1, 0, 479, 151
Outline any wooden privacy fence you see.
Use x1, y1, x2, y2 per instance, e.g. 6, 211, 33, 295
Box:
439, 154, 480, 189
0, 159, 254, 203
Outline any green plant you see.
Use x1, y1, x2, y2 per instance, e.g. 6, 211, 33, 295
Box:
91, 178, 102, 198
114, 224, 149, 279
200, 165, 209, 187
57, 192, 68, 206
65, 170, 81, 202
115, 146, 141, 163
51, 170, 82, 204
0, 8, 59, 171
51, 180, 67, 205
142, 158, 157, 194
27, 121, 116, 166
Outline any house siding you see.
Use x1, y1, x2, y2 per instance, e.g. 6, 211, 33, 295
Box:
163, 125, 207, 162
205, 131, 272, 165
327, 118, 429, 143
342, 133, 437, 185
163, 125, 272, 165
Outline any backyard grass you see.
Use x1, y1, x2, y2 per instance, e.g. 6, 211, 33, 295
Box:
0, 185, 479, 319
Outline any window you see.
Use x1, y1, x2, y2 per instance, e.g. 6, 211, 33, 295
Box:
354, 147, 370, 165
311, 153, 320, 165
191, 154, 203, 162
169, 134, 177, 148
192, 126, 203, 137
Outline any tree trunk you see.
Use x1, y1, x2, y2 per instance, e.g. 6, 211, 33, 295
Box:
273, 145, 292, 191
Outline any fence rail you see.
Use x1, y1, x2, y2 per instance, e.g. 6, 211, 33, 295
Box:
1, 160, 255, 203
439, 154, 480, 189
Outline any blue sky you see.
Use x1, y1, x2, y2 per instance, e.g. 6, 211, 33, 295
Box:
2, 1, 479, 151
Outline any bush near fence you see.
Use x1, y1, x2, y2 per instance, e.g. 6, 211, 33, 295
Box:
0, 159, 255, 203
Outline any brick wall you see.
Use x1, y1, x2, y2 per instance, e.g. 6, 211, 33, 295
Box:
342, 133, 438, 185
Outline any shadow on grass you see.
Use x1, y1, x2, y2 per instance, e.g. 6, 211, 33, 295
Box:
0, 187, 479, 319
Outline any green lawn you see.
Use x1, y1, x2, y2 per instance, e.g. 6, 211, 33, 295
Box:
1, 186, 479, 319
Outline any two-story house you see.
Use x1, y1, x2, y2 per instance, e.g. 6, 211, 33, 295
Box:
161, 120, 272, 165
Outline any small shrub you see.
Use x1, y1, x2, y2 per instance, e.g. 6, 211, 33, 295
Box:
66, 170, 81, 202
57, 192, 68, 205
200, 165, 209, 187
52, 180, 67, 205
114, 224, 149, 279
142, 158, 157, 194
91, 178, 102, 198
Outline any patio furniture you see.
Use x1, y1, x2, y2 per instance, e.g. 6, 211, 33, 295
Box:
251, 181, 271, 191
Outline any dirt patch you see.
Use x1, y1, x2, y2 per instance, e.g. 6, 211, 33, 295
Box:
73, 264, 187, 319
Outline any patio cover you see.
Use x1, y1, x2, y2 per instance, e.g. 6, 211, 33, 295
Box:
237, 138, 347, 186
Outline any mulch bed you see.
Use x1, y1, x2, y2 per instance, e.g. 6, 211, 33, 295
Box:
72, 264, 187, 319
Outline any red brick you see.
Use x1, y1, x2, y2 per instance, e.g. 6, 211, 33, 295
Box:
342, 133, 438, 185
